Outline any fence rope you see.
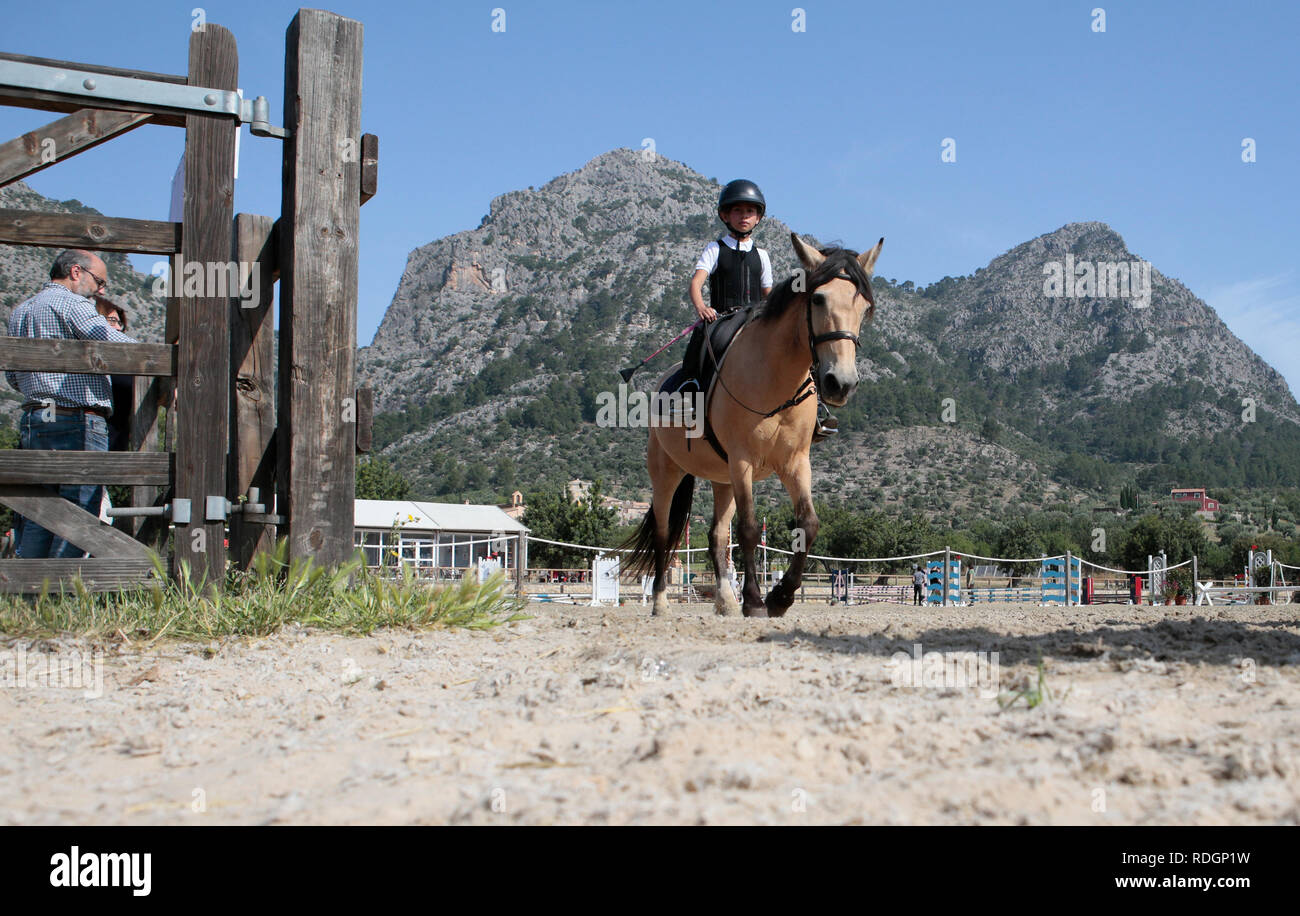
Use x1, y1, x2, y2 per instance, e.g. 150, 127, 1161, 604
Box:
758, 545, 947, 563
1079, 557, 1192, 576
523, 535, 1199, 576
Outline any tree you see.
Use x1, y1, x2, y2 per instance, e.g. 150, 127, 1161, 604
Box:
523, 482, 617, 568
1115, 511, 1206, 572
356, 457, 411, 500
493, 456, 516, 491
994, 518, 1043, 561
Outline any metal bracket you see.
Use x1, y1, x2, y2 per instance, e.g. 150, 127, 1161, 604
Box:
104, 490, 283, 525
205, 496, 229, 522
233, 487, 283, 525
0, 60, 287, 138
232, 487, 267, 516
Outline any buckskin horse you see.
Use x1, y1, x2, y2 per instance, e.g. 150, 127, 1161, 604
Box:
625, 233, 883, 617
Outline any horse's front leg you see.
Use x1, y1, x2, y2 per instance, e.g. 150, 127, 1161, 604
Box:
767, 458, 818, 617
728, 460, 767, 617
647, 435, 685, 618
709, 482, 742, 617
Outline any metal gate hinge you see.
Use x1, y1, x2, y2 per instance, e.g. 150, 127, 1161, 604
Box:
0, 60, 287, 138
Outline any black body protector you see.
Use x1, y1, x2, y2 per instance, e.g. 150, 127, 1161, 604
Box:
684, 239, 764, 379
709, 239, 765, 314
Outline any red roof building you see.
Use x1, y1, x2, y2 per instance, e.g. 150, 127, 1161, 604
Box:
1171, 487, 1219, 513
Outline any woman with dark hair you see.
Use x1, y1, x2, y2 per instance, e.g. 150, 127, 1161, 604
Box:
93, 295, 132, 452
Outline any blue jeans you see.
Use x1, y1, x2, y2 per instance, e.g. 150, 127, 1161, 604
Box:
17, 410, 109, 559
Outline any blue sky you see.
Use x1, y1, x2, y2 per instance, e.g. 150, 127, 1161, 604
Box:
3, 1, 1297, 395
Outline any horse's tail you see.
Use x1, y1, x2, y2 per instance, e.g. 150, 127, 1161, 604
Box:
623, 475, 695, 579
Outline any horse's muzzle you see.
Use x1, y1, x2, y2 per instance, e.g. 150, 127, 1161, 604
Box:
819, 367, 858, 406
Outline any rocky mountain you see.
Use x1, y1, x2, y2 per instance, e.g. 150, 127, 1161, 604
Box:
0, 181, 167, 420
8, 154, 1290, 521
358, 148, 1300, 518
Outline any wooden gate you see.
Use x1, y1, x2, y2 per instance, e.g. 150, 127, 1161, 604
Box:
0, 9, 374, 593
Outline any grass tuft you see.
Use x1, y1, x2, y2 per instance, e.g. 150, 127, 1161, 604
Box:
997, 655, 1070, 711
0, 540, 528, 640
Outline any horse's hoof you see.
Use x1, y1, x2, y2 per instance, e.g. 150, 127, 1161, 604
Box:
765, 594, 792, 617
742, 602, 769, 618
715, 602, 742, 617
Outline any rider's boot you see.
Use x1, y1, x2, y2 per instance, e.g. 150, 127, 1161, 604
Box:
812, 400, 839, 443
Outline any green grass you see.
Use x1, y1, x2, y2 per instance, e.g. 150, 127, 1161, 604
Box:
0, 541, 528, 640
997, 655, 1070, 711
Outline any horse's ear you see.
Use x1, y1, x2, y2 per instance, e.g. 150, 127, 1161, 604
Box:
858, 237, 884, 275
791, 233, 825, 271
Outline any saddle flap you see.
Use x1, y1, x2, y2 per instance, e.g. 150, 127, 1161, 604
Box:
690, 307, 751, 397
703, 309, 750, 374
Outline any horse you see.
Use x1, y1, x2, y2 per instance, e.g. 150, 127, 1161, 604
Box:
624, 232, 883, 617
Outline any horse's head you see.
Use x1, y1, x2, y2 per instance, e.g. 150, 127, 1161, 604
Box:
791, 233, 884, 407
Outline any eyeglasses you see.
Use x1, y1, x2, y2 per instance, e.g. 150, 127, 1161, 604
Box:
105, 315, 123, 328
78, 265, 106, 290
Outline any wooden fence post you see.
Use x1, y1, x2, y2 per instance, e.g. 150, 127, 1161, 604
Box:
278, 10, 363, 568
174, 24, 238, 584
229, 213, 277, 567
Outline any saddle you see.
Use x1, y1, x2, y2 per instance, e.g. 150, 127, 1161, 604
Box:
659, 307, 755, 463
688, 307, 752, 398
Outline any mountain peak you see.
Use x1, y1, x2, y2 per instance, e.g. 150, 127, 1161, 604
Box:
975, 222, 1133, 283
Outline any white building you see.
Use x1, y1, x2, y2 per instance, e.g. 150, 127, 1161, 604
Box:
353, 500, 528, 576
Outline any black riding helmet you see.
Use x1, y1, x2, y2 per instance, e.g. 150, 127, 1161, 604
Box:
717, 179, 766, 234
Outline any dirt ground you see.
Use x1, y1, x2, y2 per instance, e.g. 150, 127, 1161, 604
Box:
2, 599, 1298, 825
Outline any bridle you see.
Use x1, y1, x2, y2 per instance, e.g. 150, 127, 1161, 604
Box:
806, 270, 866, 384
713, 272, 868, 419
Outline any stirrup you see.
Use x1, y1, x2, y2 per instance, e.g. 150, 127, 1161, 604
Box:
813, 411, 838, 442
671, 380, 701, 421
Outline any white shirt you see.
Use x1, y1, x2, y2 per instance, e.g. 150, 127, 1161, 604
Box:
693, 236, 773, 289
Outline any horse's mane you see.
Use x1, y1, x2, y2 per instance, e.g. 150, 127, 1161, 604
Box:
758, 244, 876, 323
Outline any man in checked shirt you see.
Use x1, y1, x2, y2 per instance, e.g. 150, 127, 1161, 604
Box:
6, 250, 136, 558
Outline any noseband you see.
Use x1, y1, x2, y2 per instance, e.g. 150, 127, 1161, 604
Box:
806, 271, 866, 372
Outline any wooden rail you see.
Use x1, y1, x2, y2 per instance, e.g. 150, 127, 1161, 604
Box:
0, 208, 181, 253
0, 109, 152, 188
0, 557, 167, 594
0, 451, 170, 485
0, 338, 175, 375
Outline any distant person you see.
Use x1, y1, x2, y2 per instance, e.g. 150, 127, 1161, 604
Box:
6, 250, 135, 558
912, 565, 926, 606
94, 295, 133, 452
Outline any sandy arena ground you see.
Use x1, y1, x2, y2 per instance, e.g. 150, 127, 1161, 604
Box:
2, 599, 1298, 825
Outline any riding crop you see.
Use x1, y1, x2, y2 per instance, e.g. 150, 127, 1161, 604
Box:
618, 319, 702, 383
